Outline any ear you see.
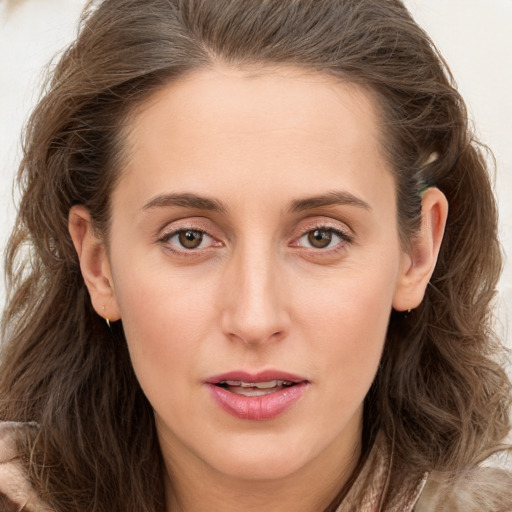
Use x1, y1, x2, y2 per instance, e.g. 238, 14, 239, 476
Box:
68, 205, 121, 322
392, 187, 448, 311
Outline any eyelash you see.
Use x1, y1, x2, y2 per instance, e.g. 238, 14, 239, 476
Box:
293, 224, 353, 253
157, 223, 353, 256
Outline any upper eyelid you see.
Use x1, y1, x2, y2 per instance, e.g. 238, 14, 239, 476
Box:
156, 217, 219, 239
160, 227, 209, 240
159, 226, 209, 238
299, 226, 350, 239
294, 219, 354, 239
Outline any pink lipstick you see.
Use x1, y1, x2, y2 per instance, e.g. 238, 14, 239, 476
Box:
205, 370, 309, 420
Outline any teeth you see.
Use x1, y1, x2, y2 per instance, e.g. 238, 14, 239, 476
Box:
223, 380, 241, 386
220, 380, 295, 389
244, 380, 278, 389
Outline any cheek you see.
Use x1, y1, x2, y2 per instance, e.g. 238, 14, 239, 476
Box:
110, 257, 218, 397
295, 263, 398, 398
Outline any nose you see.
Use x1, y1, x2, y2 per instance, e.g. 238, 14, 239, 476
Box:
220, 243, 291, 346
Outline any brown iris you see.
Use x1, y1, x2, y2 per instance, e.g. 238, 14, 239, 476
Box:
178, 230, 203, 249
308, 229, 333, 249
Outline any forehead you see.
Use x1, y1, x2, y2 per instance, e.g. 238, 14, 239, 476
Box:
127, 65, 384, 152
116, 65, 394, 216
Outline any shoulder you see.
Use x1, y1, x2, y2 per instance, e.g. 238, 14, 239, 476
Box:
415, 441, 512, 512
0, 421, 52, 511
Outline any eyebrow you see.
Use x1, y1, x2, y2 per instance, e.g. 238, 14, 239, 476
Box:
142, 190, 371, 214
142, 193, 227, 213
289, 190, 371, 212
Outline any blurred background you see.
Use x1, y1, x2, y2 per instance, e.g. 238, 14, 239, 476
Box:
1, 0, 511, 349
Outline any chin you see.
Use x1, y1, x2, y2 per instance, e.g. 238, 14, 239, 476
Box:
213, 454, 309, 481
198, 431, 322, 481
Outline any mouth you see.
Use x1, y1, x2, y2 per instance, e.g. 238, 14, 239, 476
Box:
215, 379, 298, 397
206, 371, 309, 420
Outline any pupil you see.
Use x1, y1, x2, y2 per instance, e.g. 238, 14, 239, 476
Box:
308, 229, 332, 248
179, 230, 203, 249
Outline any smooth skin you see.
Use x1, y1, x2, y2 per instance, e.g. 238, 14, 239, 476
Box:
69, 66, 448, 512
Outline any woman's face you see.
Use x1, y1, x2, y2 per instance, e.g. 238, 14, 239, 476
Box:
76, 67, 437, 485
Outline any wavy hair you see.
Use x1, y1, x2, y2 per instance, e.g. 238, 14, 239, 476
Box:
1, 0, 510, 510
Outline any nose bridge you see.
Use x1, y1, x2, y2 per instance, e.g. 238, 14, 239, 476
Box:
221, 237, 289, 345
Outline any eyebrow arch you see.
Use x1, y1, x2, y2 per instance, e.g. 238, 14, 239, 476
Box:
289, 190, 372, 212
142, 192, 227, 213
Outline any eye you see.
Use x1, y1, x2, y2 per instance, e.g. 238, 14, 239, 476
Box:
306, 229, 334, 249
178, 230, 205, 249
297, 227, 349, 250
161, 229, 215, 250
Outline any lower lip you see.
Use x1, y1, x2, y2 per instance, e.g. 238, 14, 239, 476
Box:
206, 382, 309, 421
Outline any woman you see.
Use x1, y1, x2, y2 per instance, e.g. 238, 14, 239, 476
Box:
0, 0, 511, 510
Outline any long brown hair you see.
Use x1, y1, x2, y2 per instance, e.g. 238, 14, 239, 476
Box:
1, 1, 510, 510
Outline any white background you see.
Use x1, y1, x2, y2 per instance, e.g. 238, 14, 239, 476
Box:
1, 0, 511, 348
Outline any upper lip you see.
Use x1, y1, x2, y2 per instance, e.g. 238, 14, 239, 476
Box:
205, 370, 309, 385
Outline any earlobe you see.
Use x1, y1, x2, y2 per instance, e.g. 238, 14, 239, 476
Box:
392, 187, 448, 312
68, 206, 121, 322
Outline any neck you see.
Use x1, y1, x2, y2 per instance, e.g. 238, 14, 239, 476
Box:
162, 430, 362, 512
